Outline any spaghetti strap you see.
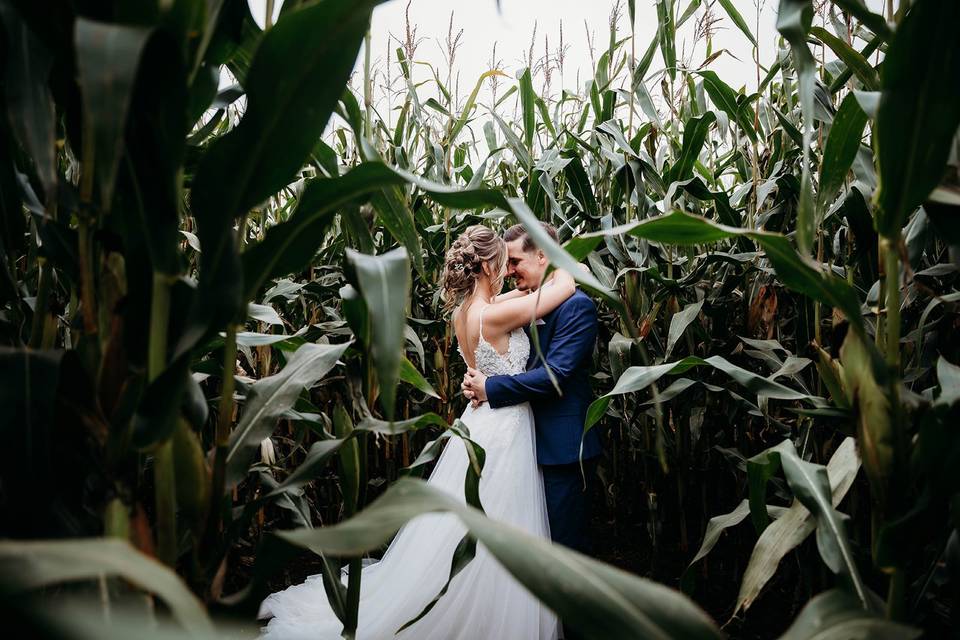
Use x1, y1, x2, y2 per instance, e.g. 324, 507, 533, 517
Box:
478, 304, 491, 345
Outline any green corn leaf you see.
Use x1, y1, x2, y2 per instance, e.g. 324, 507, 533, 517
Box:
839, 330, 894, 510
810, 26, 879, 90
584, 352, 810, 436
224, 341, 351, 489
874, 0, 960, 237
776, 441, 870, 606
682, 500, 787, 593
676, 0, 702, 28
400, 356, 440, 399
636, 31, 660, 80
370, 186, 425, 276
747, 447, 783, 534
777, 0, 816, 255
734, 438, 861, 616
780, 589, 920, 640
519, 67, 536, 158
668, 112, 716, 184
716, 0, 758, 47
664, 299, 703, 361
656, 0, 677, 80
828, 35, 882, 93
0, 538, 214, 634
818, 92, 868, 209
829, 0, 892, 42
0, 5, 57, 205
346, 248, 411, 421
74, 18, 152, 211
696, 71, 756, 142
559, 210, 868, 340
181, 0, 381, 356
266, 413, 451, 497
449, 69, 507, 143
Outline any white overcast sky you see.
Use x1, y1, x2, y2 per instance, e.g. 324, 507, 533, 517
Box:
248, 0, 885, 144
367, 0, 778, 96
252, 1, 780, 95
251, 1, 884, 89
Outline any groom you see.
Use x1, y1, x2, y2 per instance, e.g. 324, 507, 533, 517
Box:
462, 222, 602, 555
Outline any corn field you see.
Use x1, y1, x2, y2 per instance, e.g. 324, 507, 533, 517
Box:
1, 0, 958, 637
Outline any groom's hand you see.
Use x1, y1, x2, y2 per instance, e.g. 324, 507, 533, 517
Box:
462, 368, 488, 407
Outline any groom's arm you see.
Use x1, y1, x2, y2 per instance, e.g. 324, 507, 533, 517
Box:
484, 295, 597, 409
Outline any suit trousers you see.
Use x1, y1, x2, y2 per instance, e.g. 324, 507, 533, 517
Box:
540, 456, 599, 556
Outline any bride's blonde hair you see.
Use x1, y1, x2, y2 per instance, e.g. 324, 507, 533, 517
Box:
441, 225, 507, 314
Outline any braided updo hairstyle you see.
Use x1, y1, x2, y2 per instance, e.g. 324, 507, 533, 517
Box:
441, 225, 507, 314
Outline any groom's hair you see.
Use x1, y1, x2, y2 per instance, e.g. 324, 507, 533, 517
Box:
503, 222, 558, 252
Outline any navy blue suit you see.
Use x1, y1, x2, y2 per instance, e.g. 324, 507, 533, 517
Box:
485, 289, 601, 553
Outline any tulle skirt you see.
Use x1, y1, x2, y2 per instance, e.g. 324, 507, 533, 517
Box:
258, 401, 559, 640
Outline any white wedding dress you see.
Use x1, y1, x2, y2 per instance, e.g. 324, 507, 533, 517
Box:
258, 314, 560, 640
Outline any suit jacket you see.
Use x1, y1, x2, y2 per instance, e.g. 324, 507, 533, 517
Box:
485, 289, 602, 465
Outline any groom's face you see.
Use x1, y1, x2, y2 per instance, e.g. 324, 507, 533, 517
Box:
505, 238, 547, 291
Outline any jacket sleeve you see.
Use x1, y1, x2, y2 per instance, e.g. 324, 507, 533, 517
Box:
485, 294, 598, 409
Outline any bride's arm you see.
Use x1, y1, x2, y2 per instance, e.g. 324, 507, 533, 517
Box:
495, 288, 529, 302
482, 269, 576, 334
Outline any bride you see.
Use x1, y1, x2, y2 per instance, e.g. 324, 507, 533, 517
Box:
258, 225, 576, 639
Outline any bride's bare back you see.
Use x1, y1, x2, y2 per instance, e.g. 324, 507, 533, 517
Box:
453, 304, 505, 369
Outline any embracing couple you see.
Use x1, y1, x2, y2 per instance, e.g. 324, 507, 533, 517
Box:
259, 223, 602, 640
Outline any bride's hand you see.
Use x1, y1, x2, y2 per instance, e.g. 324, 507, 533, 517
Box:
463, 368, 488, 407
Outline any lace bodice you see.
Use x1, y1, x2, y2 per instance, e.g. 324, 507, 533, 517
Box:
457, 305, 530, 376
